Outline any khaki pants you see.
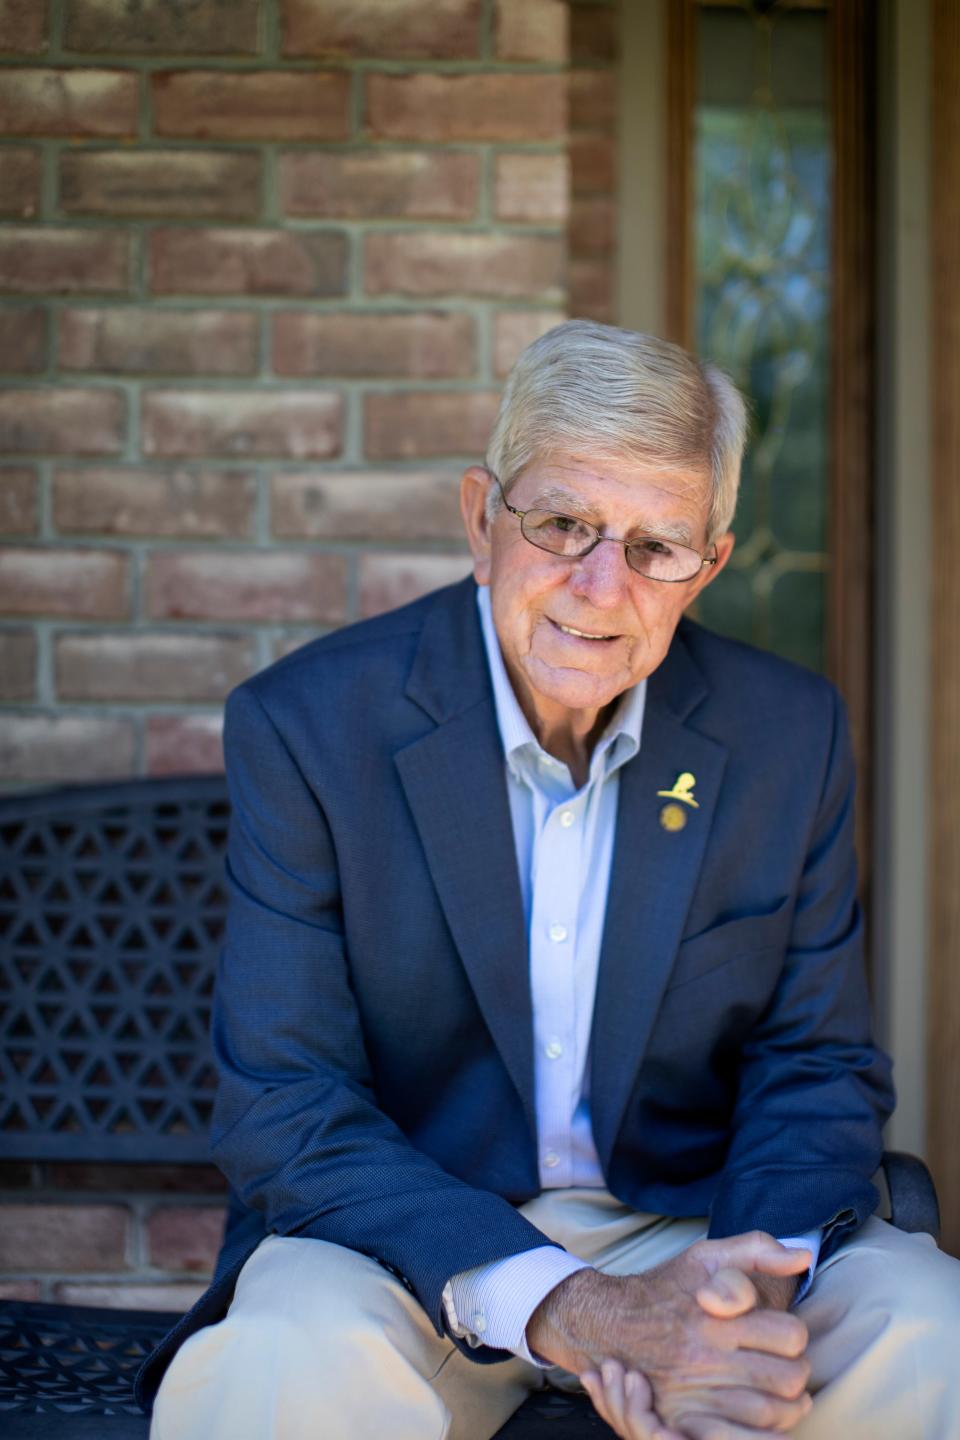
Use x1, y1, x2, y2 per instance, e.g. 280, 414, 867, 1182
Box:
151, 1190, 960, 1440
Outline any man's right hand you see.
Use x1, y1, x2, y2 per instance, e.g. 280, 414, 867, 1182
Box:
525, 1232, 813, 1437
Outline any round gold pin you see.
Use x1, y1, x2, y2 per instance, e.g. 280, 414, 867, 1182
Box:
660, 802, 687, 832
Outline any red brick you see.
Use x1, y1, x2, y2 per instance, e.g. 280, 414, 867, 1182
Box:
0, 1204, 130, 1268
0, 547, 128, 617
570, 3, 618, 64
50, 1162, 227, 1193
0, 1280, 41, 1300
145, 550, 348, 623
0, 0, 48, 54
153, 70, 350, 142
60, 149, 261, 220
570, 69, 616, 132
0, 226, 131, 294
282, 0, 480, 58
0, 387, 125, 454
0, 629, 36, 699
0, 713, 136, 781
366, 73, 566, 143
65, 0, 261, 55
55, 631, 256, 701
570, 133, 616, 195
0, 69, 137, 138
149, 227, 347, 297
60, 307, 258, 376
280, 149, 479, 221
364, 391, 500, 460
569, 194, 616, 255
145, 714, 223, 776
569, 256, 614, 322
273, 311, 474, 379
142, 389, 341, 460
147, 1204, 226, 1272
272, 469, 465, 542
494, 308, 566, 377
0, 147, 41, 218
0, 305, 46, 371
365, 232, 564, 300
360, 552, 473, 619
495, 152, 569, 223
0, 466, 37, 531
54, 1280, 208, 1308
54, 466, 256, 538
496, 0, 567, 61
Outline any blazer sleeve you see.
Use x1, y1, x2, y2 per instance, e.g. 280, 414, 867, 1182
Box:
210, 682, 556, 1354
706, 686, 895, 1257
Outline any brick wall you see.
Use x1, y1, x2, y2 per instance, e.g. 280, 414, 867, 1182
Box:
0, 0, 621, 794
0, 1161, 227, 1309
0, 0, 620, 1312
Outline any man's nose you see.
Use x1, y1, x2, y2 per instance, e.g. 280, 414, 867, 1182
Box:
567, 538, 632, 607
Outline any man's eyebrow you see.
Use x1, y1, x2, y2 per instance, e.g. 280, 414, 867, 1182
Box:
532, 486, 695, 546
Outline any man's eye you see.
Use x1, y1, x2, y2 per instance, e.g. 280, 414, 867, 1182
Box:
546, 515, 580, 534
632, 537, 677, 559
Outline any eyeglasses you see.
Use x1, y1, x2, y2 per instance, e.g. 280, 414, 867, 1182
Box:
491, 476, 718, 584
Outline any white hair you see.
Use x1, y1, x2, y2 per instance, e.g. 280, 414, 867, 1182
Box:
484, 319, 747, 542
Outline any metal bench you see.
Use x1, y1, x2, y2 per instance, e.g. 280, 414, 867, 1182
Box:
0, 777, 941, 1438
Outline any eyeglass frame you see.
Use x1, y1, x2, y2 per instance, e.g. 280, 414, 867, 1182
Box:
488, 473, 720, 584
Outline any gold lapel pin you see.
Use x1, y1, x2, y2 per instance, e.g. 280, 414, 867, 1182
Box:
659, 802, 687, 832
657, 772, 699, 809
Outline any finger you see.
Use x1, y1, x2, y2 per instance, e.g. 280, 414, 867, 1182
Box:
696, 1267, 759, 1318
582, 1370, 624, 1438
730, 1307, 809, 1359
727, 1349, 812, 1402
702, 1233, 812, 1279
680, 1415, 777, 1440
600, 1359, 629, 1436
624, 1371, 689, 1440
683, 1385, 813, 1433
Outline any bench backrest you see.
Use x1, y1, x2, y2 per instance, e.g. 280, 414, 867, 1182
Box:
0, 776, 229, 1163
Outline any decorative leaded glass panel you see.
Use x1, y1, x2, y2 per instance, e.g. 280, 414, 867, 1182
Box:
692, 3, 830, 674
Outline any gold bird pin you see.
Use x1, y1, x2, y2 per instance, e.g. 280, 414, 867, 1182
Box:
656, 772, 699, 809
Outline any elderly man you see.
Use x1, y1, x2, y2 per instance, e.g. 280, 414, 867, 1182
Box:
141, 321, 959, 1440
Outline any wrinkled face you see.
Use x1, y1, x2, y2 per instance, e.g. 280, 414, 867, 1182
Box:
461, 453, 734, 733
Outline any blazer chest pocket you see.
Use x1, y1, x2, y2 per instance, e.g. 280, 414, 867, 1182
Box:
664, 895, 793, 993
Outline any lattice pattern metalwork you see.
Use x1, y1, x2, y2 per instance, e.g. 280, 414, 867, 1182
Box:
0, 1301, 167, 1418
0, 777, 228, 1163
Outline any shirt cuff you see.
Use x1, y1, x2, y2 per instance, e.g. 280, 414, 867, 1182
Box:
777, 1229, 822, 1304
443, 1247, 592, 1366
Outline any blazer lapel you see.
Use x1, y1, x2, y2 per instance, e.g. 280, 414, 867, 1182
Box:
589, 632, 729, 1169
395, 582, 535, 1139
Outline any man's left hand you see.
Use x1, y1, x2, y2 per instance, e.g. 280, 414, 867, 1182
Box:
581, 1264, 806, 1440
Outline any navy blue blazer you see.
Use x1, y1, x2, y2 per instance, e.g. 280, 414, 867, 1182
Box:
137, 577, 894, 1405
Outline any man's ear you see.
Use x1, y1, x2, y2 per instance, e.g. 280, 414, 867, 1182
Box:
460, 465, 495, 586
685, 531, 735, 607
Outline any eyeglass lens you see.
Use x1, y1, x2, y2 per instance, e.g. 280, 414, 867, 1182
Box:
519, 510, 705, 582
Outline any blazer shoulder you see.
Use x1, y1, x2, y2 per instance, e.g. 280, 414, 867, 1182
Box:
677, 616, 845, 730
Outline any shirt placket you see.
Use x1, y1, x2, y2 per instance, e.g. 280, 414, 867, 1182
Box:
529, 781, 583, 1189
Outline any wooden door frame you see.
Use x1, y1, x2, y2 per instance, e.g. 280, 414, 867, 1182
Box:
929, 0, 960, 1256
664, 0, 877, 932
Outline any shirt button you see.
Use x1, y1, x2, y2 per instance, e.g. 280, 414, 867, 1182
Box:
545, 1040, 564, 1060
543, 1150, 560, 1169
549, 923, 568, 943
559, 809, 575, 828
471, 1312, 487, 1334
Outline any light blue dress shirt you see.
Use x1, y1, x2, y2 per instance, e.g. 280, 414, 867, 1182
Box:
443, 585, 819, 1363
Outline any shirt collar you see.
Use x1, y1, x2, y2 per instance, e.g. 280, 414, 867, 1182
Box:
476, 584, 645, 788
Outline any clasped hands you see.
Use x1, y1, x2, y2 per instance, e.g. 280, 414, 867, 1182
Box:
526, 1233, 813, 1440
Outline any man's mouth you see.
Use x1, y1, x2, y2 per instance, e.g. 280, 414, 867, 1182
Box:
550, 619, 619, 642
